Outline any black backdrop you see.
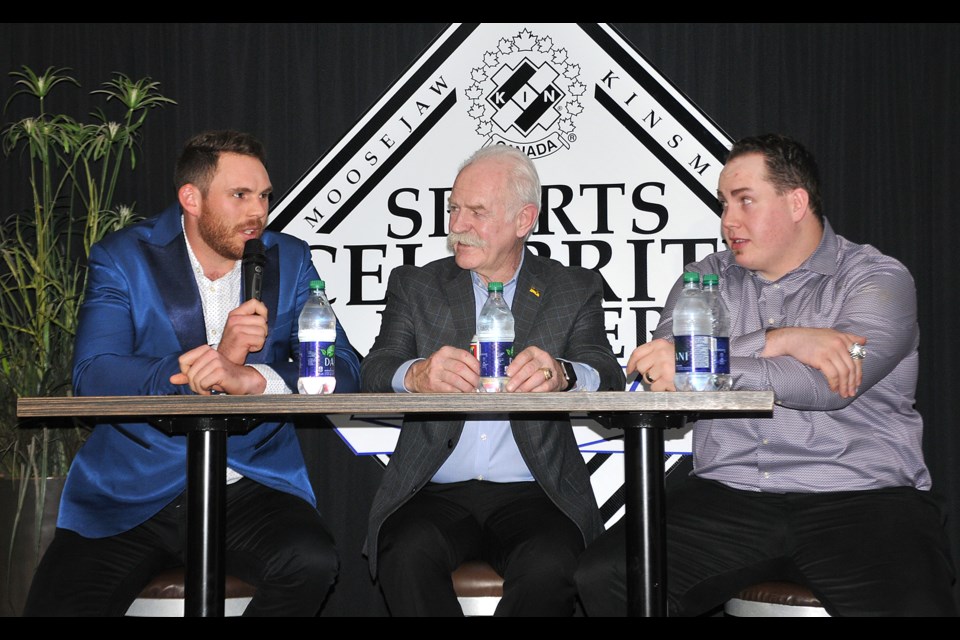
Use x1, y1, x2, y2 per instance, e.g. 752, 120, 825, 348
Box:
2, 23, 958, 616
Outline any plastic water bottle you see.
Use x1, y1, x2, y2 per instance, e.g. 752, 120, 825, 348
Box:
297, 279, 337, 394
702, 273, 732, 391
673, 271, 712, 391
476, 281, 515, 392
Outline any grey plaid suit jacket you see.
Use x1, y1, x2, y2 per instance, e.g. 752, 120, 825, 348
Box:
361, 250, 625, 577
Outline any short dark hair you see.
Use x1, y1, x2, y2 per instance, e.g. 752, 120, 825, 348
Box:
174, 130, 267, 194
727, 133, 823, 222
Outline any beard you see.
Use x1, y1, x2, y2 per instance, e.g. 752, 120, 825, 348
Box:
197, 205, 263, 261
446, 231, 486, 253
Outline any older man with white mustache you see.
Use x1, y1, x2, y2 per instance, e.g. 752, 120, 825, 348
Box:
360, 144, 624, 616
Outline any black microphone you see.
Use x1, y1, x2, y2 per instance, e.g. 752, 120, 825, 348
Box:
242, 238, 266, 302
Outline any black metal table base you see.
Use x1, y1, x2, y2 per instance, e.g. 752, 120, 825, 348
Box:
622, 414, 668, 617
185, 425, 227, 617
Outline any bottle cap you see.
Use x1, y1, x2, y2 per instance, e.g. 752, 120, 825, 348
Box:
487, 281, 504, 292
310, 279, 325, 290
682, 272, 700, 284
702, 273, 719, 285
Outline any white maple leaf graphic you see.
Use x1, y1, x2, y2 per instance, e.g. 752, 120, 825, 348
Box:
564, 64, 581, 80
514, 29, 536, 51
468, 102, 486, 119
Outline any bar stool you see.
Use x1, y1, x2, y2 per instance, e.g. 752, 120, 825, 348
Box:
724, 581, 829, 617
125, 567, 256, 617
452, 560, 503, 616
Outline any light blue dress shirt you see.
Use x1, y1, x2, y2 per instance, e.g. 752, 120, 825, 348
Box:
391, 258, 600, 483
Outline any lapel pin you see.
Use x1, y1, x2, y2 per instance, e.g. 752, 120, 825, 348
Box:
529, 287, 541, 298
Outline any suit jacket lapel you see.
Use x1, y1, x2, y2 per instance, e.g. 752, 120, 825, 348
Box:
442, 262, 477, 351
142, 234, 208, 351
512, 251, 545, 349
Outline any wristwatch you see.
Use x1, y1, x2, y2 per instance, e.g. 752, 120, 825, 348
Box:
559, 360, 577, 391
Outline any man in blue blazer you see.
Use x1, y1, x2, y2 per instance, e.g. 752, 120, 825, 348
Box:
361, 145, 624, 616
24, 130, 361, 616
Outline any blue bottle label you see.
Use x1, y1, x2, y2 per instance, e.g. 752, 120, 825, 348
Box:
300, 341, 336, 377
675, 335, 711, 374
711, 337, 730, 374
479, 340, 514, 378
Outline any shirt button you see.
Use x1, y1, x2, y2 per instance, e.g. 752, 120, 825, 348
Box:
768, 318, 776, 325
477, 475, 484, 481
764, 472, 770, 478
480, 433, 487, 441
762, 439, 769, 445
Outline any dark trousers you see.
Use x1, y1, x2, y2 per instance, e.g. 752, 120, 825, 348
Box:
575, 476, 958, 617
376, 480, 584, 616
23, 478, 338, 617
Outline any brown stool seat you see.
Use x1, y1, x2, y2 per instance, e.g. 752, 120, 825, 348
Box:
125, 567, 257, 617
452, 560, 504, 615
724, 581, 829, 617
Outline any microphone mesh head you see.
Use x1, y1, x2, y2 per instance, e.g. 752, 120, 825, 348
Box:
243, 238, 266, 263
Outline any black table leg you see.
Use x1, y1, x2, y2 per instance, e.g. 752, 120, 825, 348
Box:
621, 413, 667, 617
185, 420, 227, 617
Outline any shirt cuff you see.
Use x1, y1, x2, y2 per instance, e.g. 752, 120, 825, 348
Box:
560, 360, 600, 392
249, 364, 292, 395
392, 359, 423, 393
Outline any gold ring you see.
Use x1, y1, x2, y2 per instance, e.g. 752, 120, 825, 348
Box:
541, 367, 553, 381
849, 343, 866, 360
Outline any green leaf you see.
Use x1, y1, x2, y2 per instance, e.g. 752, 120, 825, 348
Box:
0, 66, 174, 480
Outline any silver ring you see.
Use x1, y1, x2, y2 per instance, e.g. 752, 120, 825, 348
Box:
849, 343, 866, 360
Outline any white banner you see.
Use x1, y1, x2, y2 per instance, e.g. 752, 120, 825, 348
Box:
269, 23, 731, 527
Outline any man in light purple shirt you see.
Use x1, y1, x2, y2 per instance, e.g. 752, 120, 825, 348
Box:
575, 133, 957, 616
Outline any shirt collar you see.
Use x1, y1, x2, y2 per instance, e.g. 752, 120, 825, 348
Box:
800, 217, 839, 277
469, 249, 525, 292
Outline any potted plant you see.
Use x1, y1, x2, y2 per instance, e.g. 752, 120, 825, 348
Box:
0, 66, 175, 616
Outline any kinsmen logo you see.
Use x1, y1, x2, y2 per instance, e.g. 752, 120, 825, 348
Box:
467, 28, 584, 158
